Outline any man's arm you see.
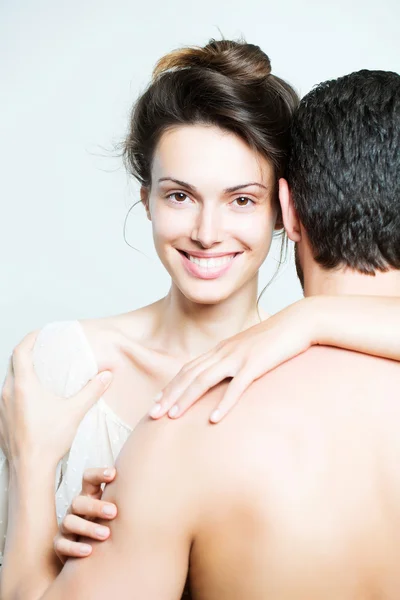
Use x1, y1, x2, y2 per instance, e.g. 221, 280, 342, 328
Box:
4, 416, 194, 600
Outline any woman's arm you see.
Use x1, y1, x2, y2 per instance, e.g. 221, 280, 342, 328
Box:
3, 456, 61, 600
151, 295, 400, 422
0, 334, 112, 600
311, 295, 400, 359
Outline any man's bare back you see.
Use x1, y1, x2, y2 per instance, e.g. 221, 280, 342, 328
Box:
53, 345, 400, 600
142, 346, 400, 600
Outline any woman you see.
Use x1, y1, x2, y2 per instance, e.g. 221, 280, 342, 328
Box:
0, 37, 298, 570
2, 38, 400, 593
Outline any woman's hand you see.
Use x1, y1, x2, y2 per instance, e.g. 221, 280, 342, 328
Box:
150, 294, 400, 423
54, 467, 118, 563
150, 298, 318, 423
0, 332, 113, 466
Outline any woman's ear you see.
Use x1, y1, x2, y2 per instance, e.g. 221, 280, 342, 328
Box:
278, 178, 301, 242
140, 186, 151, 221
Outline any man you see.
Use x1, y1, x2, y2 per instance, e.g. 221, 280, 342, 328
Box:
3, 69, 400, 599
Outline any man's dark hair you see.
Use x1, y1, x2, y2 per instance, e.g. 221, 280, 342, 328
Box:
287, 70, 400, 275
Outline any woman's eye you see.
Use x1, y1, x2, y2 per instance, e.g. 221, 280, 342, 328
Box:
233, 196, 255, 208
168, 192, 189, 203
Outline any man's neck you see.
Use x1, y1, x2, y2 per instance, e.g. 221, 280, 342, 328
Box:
303, 264, 400, 298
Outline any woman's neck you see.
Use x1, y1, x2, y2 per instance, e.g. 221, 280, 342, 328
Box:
151, 278, 264, 360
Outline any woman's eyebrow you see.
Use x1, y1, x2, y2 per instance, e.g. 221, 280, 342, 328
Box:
158, 178, 269, 194
224, 182, 269, 193
158, 177, 197, 192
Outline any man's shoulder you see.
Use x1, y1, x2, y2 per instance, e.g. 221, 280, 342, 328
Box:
251, 345, 400, 399
111, 344, 400, 517
173, 345, 400, 486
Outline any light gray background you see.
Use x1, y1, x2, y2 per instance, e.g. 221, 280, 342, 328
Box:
1, 0, 399, 376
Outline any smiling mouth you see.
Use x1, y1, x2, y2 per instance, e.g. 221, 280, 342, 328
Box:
179, 251, 238, 269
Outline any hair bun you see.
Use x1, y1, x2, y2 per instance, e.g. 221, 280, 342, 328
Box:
153, 39, 271, 85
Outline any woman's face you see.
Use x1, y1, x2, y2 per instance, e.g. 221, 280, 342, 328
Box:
143, 124, 278, 305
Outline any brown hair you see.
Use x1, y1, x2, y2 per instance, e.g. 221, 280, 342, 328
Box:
122, 39, 299, 189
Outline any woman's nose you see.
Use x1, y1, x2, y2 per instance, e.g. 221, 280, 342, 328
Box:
191, 206, 222, 248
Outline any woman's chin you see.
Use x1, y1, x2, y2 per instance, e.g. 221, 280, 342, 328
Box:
177, 282, 239, 306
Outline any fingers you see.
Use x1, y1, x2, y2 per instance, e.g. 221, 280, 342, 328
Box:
81, 467, 116, 498
53, 533, 92, 563
208, 371, 254, 423
149, 347, 224, 418
149, 357, 219, 419
54, 473, 118, 564
163, 360, 239, 420
174, 346, 219, 374
70, 494, 117, 520
1, 362, 13, 406
0, 360, 14, 454
11, 331, 39, 379
70, 371, 113, 417
60, 513, 111, 540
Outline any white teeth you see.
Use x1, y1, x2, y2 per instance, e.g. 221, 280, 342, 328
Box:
187, 254, 235, 269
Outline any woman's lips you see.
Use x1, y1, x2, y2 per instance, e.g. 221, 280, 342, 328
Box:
179, 251, 239, 280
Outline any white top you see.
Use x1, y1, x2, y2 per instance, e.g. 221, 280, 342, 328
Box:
0, 321, 133, 566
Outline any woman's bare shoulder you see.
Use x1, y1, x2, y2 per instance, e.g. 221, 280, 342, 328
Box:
78, 302, 174, 427
78, 300, 163, 371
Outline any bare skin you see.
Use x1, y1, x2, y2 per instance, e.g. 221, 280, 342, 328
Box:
180, 348, 400, 599
4, 118, 400, 599
27, 345, 400, 600
79, 294, 266, 431
0, 124, 275, 599
41, 168, 400, 598
62, 124, 275, 432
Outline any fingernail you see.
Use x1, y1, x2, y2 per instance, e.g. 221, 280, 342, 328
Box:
100, 371, 112, 385
79, 544, 91, 555
149, 403, 161, 418
104, 468, 114, 478
168, 405, 179, 418
210, 409, 220, 423
153, 392, 163, 402
95, 526, 109, 538
102, 505, 116, 516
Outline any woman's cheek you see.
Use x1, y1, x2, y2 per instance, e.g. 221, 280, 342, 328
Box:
253, 218, 276, 262
151, 210, 191, 254
239, 211, 273, 243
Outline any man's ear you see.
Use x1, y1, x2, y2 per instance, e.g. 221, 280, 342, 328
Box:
140, 186, 151, 221
278, 178, 301, 242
